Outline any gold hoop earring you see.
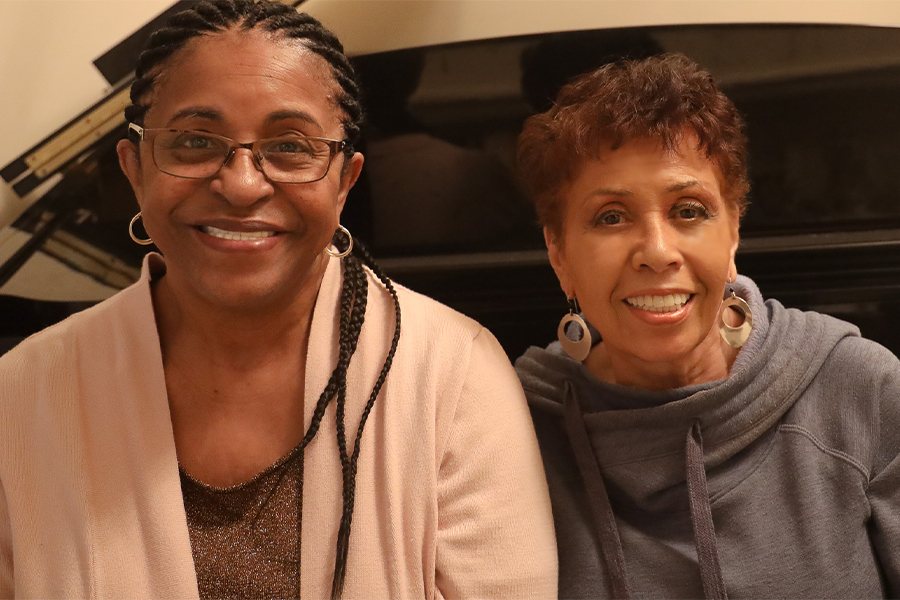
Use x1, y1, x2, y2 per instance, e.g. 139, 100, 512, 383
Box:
325, 224, 353, 258
719, 285, 753, 348
558, 297, 592, 361
128, 212, 154, 246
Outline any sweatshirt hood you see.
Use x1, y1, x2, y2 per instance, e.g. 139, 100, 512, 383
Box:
516, 275, 861, 512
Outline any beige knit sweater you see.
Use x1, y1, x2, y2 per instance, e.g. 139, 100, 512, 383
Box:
0, 253, 557, 599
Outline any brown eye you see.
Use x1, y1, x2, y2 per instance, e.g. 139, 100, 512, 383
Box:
272, 139, 313, 154
603, 214, 621, 225
187, 136, 212, 149
595, 211, 624, 226
673, 202, 709, 221
173, 133, 218, 149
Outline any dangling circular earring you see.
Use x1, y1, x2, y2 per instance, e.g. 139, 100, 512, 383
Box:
326, 224, 353, 258
718, 283, 753, 348
558, 297, 592, 362
128, 212, 154, 246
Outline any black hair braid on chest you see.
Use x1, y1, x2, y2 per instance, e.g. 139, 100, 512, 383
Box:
330, 243, 402, 600
299, 254, 362, 449
334, 256, 368, 474
344, 241, 401, 471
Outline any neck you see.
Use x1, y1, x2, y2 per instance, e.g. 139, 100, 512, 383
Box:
152, 257, 328, 369
585, 329, 739, 392
152, 256, 333, 486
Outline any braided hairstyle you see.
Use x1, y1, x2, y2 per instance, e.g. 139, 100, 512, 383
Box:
125, 2, 400, 597
125, 0, 363, 158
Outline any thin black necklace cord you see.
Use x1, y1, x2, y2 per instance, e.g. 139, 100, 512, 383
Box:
685, 420, 728, 600
562, 383, 632, 599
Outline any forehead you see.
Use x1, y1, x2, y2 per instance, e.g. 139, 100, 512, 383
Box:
572, 135, 723, 193
145, 28, 342, 134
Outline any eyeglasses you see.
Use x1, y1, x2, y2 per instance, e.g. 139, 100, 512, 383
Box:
128, 123, 347, 184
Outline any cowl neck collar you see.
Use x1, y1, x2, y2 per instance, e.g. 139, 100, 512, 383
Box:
517, 275, 860, 512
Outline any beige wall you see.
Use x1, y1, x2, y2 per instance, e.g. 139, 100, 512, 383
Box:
305, 0, 900, 57
0, 0, 171, 167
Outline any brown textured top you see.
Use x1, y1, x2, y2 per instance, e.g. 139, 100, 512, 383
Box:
180, 450, 302, 599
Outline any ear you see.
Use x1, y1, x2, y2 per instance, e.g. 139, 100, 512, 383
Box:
116, 139, 144, 206
544, 227, 575, 298
335, 152, 364, 215
726, 209, 740, 282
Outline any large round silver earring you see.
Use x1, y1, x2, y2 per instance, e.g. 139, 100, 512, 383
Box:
325, 224, 353, 258
558, 298, 592, 362
719, 285, 753, 348
128, 212, 154, 246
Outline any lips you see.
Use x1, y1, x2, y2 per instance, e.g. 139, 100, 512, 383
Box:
625, 293, 692, 313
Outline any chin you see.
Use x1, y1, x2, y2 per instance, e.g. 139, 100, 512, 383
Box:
619, 328, 713, 364
192, 271, 293, 311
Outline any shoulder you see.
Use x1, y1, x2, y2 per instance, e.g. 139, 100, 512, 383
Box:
2, 293, 109, 371
390, 277, 487, 348
368, 274, 530, 458
391, 278, 516, 393
804, 334, 900, 402
0, 278, 151, 399
784, 333, 900, 474
360, 267, 516, 400
0, 254, 157, 375
828, 334, 900, 375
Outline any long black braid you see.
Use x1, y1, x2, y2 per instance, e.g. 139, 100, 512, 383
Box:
125, 2, 399, 597
293, 234, 401, 600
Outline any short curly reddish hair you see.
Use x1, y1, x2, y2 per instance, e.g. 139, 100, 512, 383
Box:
517, 53, 749, 235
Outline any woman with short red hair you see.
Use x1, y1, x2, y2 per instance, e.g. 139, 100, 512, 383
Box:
516, 53, 900, 598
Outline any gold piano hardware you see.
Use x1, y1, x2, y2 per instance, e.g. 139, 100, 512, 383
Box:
24, 86, 131, 179
43, 229, 141, 290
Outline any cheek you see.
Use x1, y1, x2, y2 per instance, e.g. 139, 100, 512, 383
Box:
685, 226, 735, 281
564, 237, 623, 320
137, 178, 200, 235
293, 181, 342, 220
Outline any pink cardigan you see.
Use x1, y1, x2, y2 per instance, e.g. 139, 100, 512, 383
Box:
0, 254, 557, 599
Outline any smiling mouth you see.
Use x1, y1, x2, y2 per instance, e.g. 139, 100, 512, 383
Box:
625, 293, 692, 313
199, 225, 277, 241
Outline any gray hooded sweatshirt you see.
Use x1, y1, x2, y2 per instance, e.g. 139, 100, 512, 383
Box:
516, 276, 900, 599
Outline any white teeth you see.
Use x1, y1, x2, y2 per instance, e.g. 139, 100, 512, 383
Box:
200, 225, 276, 241
625, 293, 691, 313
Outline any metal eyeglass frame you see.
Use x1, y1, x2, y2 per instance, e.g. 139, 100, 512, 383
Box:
127, 123, 347, 184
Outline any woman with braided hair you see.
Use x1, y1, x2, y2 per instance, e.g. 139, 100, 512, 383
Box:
0, 1, 556, 598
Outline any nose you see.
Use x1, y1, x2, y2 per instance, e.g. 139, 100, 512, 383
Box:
631, 217, 683, 273
208, 148, 275, 206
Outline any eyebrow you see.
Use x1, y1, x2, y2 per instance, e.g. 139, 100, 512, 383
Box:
166, 107, 223, 126
666, 179, 707, 193
584, 180, 712, 205
164, 108, 323, 132
589, 188, 631, 198
266, 109, 323, 131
